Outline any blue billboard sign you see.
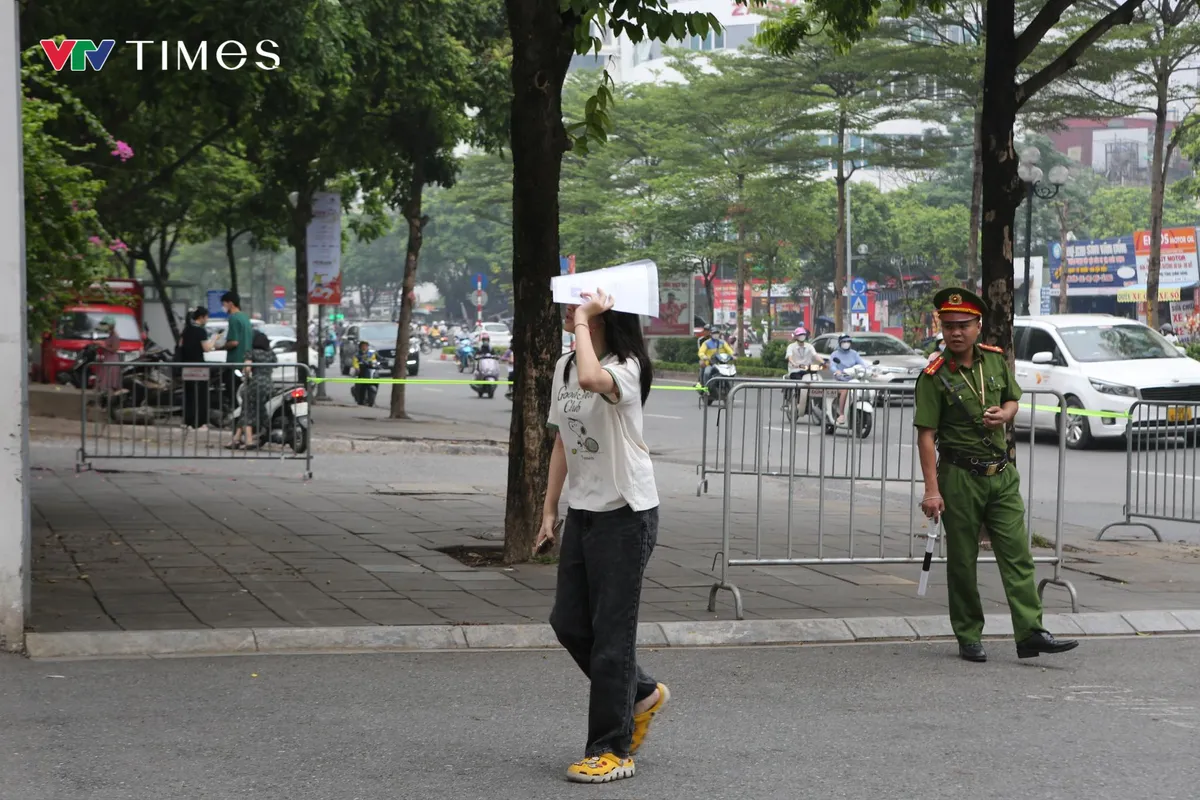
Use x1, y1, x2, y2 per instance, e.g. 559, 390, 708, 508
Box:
1047, 236, 1138, 297
206, 290, 229, 319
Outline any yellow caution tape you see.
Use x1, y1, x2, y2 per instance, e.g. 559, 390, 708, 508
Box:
1019, 403, 1131, 419
306, 379, 1142, 412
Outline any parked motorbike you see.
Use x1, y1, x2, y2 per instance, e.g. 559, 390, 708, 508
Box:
350, 355, 380, 407
68, 343, 103, 389
472, 354, 501, 399
817, 362, 884, 438
456, 338, 476, 373
702, 351, 738, 407
231, 370, 311, 453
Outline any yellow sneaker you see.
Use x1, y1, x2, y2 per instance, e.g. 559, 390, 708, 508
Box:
630, 682, 670, 754
565, 753, 635, 784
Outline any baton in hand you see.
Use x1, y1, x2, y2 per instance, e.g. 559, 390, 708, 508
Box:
917, 522, 940, 597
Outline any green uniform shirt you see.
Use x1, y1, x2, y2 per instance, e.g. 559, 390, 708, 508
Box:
226, 311, 253, 364
913, 345, 1021, 459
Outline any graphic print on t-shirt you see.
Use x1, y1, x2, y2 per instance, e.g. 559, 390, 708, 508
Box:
567, 418, 600, 456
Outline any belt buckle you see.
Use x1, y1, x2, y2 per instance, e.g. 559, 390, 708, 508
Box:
985, 463, 999, 476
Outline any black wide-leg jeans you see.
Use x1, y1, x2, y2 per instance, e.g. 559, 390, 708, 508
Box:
550, 505, 659, 758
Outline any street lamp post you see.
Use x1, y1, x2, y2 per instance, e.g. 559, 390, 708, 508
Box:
1017, 147, 1069, 315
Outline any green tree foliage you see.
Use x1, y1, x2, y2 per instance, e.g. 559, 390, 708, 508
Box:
21, 50, 124, 337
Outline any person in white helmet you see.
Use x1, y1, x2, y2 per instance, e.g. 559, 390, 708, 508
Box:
928, 332, 946, 363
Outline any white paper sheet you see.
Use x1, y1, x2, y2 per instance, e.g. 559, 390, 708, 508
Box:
551, 260, 660, 317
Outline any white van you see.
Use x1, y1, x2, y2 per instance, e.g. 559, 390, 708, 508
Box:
1013, 315, 1200, 449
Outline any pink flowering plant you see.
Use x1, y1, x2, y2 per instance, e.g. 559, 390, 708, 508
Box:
22, 45, 132, 336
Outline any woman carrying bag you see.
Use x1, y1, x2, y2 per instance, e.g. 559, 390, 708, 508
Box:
535, 288, 669, 785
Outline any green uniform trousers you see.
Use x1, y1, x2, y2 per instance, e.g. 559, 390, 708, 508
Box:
939, 462, 1044, 644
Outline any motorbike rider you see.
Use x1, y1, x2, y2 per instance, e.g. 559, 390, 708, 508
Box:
786, 327, 824, 376
476, 332, 494, 357
1161, 323, 1179, 344
697, 327, 734, 388
784, 326, 824, 408
927, 332, 946, 363
830, 333, 868, 425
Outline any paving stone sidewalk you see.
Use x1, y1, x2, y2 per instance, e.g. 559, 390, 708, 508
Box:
28, 464, 1200, 635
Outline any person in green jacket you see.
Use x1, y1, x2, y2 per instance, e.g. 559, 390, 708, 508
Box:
914, 287, 1078, 664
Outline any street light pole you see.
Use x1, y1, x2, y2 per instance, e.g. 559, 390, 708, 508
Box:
1017, 147, 1069, 316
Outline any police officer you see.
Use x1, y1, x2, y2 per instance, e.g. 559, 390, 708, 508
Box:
914, 287, 1079, 663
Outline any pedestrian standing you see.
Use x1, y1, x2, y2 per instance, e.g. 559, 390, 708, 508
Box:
534, 288, 669, 785
219, 292, 252, 446
914, 287, 1079, 663
178, 307, 214, 431
231, 331, 276, 451
93, 317, 124, 416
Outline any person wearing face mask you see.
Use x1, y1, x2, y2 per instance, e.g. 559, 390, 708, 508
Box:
927, 332, 946, 363
697, 327, 734, 389
829, 333, 867, 424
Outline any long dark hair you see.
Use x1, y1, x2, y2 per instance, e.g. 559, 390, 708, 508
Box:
564, 310, 653, 405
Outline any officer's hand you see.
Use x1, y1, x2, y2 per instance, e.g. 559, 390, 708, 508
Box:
920, 493, 944, 521
982, 405, 1007, 429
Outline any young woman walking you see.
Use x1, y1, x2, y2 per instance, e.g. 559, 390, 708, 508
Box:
535, 289, 669, 785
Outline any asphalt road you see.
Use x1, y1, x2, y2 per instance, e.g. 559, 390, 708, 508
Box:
3, 637, 1198, 799
310, 357, 1200, 544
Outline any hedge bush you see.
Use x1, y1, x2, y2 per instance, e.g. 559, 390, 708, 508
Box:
760, 340, 788, 370
1188, 343, 1200, 361
654, 337, 700, 364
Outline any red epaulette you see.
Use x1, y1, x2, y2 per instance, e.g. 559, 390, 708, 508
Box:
924, 356, 944, 376
979, 344, 1004, 353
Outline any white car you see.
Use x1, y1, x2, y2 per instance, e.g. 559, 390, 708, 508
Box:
473, 322, 512, 351
1013, 314, 1200, 449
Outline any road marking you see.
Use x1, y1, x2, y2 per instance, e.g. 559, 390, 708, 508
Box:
647, 414, 682, 420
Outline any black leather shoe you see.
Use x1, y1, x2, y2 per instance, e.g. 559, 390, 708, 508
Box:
958, 642, 987, 662
1016, 631, 1079, 658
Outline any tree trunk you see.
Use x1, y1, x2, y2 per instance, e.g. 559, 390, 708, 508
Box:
702, 263, 716, 323
141, 249, 181, 344
290, 195, 313, 364
978, 0, 1023, 354
502, 0, 577, 565
225, 223, 239, 296
967, 104, 984, 292
735, 200, 747, 356
390, 179, 426, 420
1146, 73, 1170, 329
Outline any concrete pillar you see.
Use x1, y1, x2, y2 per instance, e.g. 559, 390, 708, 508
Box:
0, 1, 31, 652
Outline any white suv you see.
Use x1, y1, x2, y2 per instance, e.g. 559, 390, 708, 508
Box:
1013, 315, 1200, 449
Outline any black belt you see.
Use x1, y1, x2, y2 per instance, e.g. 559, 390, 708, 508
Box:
939, 449, 1008, 477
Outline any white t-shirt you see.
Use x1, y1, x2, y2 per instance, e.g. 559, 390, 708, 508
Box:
786, 341, 820, 370
547, 353, 659, 513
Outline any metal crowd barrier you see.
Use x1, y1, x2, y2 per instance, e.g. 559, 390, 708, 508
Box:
1098, 399, 1200, 541
701, 377, 1079, 619
75, 360, 312, 476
